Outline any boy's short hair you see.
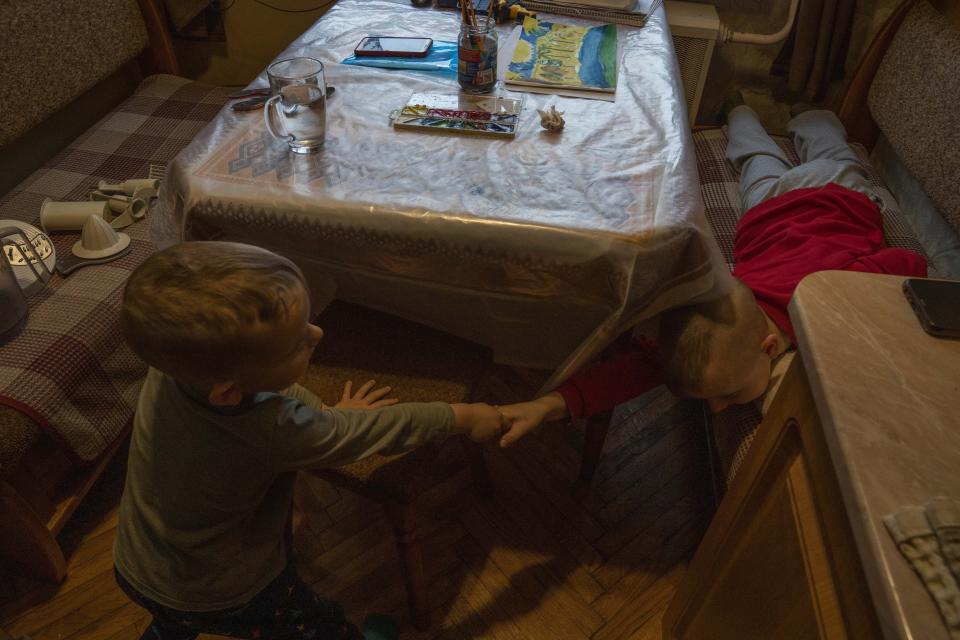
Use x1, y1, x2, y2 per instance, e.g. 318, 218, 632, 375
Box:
121, 241, 307, 384
658, 279, 767, 394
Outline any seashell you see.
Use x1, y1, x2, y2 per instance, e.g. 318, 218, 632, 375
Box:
537, 105, 565, 133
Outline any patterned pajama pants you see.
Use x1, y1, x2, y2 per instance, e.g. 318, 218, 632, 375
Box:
116, 566, 364, 640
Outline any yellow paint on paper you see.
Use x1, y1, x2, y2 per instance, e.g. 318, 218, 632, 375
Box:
513, 39, 533, 64
508, 18, 591, 87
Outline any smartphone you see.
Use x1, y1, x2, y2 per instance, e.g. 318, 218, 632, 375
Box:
354, 36, 433, 58
902, 278, 960, 338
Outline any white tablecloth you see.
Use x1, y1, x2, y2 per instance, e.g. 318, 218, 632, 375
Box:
155, 0, 725, 390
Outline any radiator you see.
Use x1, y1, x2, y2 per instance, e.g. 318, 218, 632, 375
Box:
665, 1, 719, 125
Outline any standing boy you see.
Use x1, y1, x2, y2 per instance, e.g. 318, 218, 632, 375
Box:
114, 241, 505, 639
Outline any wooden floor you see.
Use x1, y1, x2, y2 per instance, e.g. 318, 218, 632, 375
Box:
0, 369, 714, 640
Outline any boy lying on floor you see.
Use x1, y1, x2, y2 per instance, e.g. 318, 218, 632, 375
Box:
498, 106, 927, 447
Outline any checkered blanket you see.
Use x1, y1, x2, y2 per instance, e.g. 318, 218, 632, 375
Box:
693, 127, 933, 488
0, 75, 231, 467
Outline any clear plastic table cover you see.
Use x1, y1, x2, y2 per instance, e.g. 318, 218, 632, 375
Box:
154, 0, 727, 391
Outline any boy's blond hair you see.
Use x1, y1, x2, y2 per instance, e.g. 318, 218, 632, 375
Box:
121, 241, 306, 385
658, 278, 767, 394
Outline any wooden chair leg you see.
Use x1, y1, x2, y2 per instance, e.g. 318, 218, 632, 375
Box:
578, 412, 612, 486
459, 437, 492, 497
0, 561, 15, 603
384, 501, 429, 631
0, 479, 66, 584
284, 501, 295, 562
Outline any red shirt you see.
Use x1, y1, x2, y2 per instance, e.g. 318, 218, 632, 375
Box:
556, 183, 927, 419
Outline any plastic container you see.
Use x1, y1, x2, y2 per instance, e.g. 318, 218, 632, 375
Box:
0, 225, 53, 344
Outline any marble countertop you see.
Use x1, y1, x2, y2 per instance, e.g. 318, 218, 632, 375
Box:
789, 271, 960, 640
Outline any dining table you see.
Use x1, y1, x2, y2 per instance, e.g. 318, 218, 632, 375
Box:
154, 0, 726, 391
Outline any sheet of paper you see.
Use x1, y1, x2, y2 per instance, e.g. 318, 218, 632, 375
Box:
499, 23, 617, 101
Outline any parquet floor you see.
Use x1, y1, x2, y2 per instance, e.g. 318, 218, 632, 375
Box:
0, 368, 714, 640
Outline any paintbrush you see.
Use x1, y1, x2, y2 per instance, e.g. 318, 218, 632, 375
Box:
466, 0, 477, 27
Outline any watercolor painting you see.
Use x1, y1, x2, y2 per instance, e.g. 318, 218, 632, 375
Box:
506, 17, 617, 93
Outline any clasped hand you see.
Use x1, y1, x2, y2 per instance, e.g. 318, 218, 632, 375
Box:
451, 403, 511, 442
496, 392, 570, 448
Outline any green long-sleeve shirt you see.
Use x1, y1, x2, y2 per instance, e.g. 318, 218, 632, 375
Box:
114, 367, 453, 611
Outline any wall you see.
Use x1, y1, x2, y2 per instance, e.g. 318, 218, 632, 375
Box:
701, 0, 900, 130
699, 0, 789, 126
176, 0, 333, 86
847, 0, 901, 76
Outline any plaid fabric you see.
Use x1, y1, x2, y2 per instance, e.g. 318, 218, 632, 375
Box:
0, 75, 231, 468
693, 127, 933, 488
710, 402, 762, 487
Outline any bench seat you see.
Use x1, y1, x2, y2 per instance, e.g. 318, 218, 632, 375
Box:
0, 74, 231, 474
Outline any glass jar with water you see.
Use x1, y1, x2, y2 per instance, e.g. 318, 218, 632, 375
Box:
458, 16, 498, 94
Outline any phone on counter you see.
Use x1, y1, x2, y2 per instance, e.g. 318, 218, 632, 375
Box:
902, 278, 960, 339
354, 36, 433, 58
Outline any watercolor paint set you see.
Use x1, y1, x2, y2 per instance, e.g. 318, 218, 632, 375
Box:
391, 92, 523, 138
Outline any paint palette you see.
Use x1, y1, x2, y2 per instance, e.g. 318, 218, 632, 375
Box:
392, 92, 523, 138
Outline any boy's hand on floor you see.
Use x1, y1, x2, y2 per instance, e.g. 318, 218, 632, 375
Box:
450, 403, 509, 442
334, 379, 399, 409
498, 392, 570, 448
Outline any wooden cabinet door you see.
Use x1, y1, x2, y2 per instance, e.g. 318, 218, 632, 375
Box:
662, 357, 882, 640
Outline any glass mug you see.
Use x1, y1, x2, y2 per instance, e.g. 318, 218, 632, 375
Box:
263, 57, 326, 154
